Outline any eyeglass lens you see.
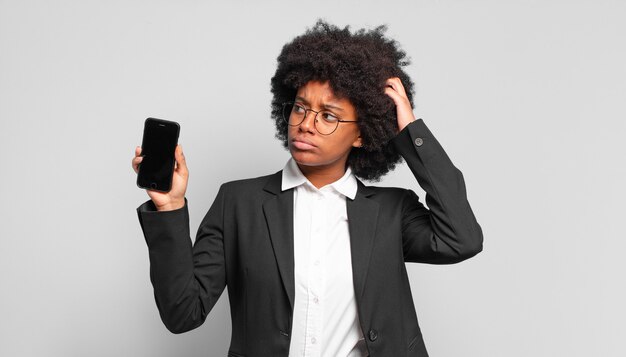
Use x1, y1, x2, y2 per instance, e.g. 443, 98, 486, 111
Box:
282, 103, 338, 135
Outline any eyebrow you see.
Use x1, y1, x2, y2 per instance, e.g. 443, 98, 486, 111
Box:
295, 96, 345, 112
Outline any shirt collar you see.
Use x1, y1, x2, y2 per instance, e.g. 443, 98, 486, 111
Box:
281, 157, 358, 200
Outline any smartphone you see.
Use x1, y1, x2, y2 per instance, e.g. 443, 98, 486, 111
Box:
136, 118, 180, 192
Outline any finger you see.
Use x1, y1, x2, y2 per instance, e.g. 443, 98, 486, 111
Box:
385, 78, 398, 92
386, 77, 407, 97
132, 156, 143, 173
135, 146, 142, 157
385, 86, 413, 113
174, 144, 188, 175
384, 86, 402, 104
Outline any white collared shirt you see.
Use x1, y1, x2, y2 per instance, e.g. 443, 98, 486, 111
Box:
282, 158, 368, 357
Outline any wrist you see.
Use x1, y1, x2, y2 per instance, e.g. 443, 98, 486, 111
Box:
156, 199, 185, 211
397, 118, 415, 133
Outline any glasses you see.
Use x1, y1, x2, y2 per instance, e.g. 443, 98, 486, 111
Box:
282, 102, 358, 135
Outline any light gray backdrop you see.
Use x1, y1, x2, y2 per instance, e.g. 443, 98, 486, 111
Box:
1, 0, 624, 356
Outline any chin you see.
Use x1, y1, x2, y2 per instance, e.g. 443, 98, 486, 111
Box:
290, 149, 319, 166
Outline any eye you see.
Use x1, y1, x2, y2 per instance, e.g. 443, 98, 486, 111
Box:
321, 111, 339, 123
293, 103, 306, 114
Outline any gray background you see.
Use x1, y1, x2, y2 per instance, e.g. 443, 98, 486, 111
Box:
1, 0, 624, 356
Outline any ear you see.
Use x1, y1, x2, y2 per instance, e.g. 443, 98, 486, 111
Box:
352, 135, 363, 148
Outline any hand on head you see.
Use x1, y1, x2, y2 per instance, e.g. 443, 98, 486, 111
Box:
384, 77, 416, 133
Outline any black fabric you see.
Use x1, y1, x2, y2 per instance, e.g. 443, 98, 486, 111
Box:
136, 119, 483, 357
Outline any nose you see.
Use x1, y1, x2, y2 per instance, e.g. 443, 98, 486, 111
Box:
298, 109, 316, 133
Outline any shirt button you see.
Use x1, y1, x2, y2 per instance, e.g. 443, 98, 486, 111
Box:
368, 329, 378, 341
314, 260, 320, 266
414, 137, 424, 146
313, 297, 319, 304
311, 337, 317, 344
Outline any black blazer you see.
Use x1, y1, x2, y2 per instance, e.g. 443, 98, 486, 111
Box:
137, 119, 483, 357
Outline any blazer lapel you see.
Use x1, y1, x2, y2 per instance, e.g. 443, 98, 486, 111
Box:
262, 171, 295, 309
261, 172, 380, 309
347, 180, 379, 300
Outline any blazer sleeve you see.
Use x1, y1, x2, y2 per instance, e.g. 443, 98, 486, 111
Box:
136, 184, 227, 333
390, 119, 483, 264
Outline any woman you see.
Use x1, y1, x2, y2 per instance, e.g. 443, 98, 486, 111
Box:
132, 20, 483, 357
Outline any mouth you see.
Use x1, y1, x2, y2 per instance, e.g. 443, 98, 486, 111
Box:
291, 138, 317, 150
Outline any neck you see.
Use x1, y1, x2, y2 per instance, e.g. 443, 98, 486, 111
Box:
297, 160, 348, 189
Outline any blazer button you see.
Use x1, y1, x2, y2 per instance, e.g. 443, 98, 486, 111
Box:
414, 137, 424, 147
368, 329, 378, 342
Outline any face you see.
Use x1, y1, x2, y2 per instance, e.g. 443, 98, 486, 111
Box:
287, 80, 362, 171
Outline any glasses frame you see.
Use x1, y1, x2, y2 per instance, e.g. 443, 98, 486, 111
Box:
282, 101, 358, 136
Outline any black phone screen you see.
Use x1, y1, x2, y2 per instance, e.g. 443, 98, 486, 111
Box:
137, 118, 180, 192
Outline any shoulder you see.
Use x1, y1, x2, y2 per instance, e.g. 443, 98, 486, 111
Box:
357, 180, 412, 202
358, 182, 420, 215
218, 170, 281, 198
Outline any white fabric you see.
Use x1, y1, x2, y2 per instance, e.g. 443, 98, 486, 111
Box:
282, 158, 368, 357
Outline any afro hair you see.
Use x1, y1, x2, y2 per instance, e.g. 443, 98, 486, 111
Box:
270, 19, 415, 182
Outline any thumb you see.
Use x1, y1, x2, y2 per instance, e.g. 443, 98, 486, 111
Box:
174, 144, 188, 175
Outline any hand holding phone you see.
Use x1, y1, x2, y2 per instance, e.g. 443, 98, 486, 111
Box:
133, 118, 188, 211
